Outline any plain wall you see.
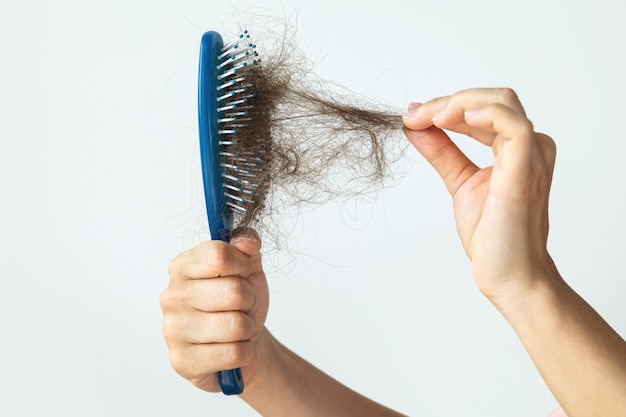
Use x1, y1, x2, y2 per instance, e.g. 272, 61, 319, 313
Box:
1, 0, 624, 416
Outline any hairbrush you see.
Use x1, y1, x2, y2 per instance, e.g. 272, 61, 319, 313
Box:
198, 30, 269, 395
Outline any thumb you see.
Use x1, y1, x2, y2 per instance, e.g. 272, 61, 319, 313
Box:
229, 227, 262, 258
403, 125, 478, 196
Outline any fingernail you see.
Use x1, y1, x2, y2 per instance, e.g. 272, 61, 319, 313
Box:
403, 102, 422, 119
408, 102, 421, 111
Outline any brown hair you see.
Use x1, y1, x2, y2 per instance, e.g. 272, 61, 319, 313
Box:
219, 23, 407, 249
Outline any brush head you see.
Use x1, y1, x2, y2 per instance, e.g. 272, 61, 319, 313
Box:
199, 30, 271, 242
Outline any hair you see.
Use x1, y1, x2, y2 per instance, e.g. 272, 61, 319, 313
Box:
219, 21, 408, 249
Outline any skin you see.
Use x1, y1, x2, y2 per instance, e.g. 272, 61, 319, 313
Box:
160, 88, 626, 416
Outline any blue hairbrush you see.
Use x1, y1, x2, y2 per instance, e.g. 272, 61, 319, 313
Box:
198, 30, 269, 395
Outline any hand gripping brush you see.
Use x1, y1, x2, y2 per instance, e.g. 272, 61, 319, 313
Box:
198, 30, 269, 395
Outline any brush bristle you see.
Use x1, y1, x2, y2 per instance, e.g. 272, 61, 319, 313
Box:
214, 30, 270, 228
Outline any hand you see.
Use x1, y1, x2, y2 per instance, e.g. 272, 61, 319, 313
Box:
160, 228, 270, 392
402, 88, 557, 299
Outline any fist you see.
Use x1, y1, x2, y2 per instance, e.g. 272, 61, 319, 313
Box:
160, 229, 269, 392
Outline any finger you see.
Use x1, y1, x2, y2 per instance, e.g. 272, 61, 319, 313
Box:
407, 102, 422, 111
447, 87, 526, 116
182, 276, 256, 312
402, 97, 446, 130
464, 104, 534, 172
535, 132, 557, 172
168, 240, 252, 282
164, 310, 255, 345
169, 341, 256, 381
404, 125, 479, 196
532, 132, 558, 196
228, 229, 268, 331
229, 227, 263, 273
431, 89, 526, 145
464, 104, 536, 199
403, 88, 527, 142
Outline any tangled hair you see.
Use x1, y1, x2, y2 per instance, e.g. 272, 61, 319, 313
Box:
219, 23, 408, 248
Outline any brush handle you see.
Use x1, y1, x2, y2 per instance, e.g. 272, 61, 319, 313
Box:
218, 369, 244, 395
199, 30, 244, 396
199, 31, 234, 242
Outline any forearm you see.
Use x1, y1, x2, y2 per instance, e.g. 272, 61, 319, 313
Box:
241, 330, 406, 417
489, 259, 626, 417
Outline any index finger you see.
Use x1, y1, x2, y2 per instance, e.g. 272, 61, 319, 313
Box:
168, 240, 253, 282
403, 88, 527, 145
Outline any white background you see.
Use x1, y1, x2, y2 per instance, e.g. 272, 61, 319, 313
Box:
1, 1, 625, 416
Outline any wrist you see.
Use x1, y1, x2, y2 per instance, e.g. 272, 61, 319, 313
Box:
240, 328, 289, 405
477, 255, 564, 315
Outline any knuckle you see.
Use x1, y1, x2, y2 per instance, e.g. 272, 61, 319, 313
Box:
169, 349, 187, 375
452, 88, 476, 103
452, 89, 467, 99
519, 118, 535, 136
221, 343, 248, 368
228, 312, 254, 340
161, 315, 181, 340
167, 257, 180, 278
159, 288, 176, 311
221, 277, 246, 308
537, 133, 557, 161
206, 242, 232, 270
169, 346, 214, 384
540, 133, 556, 148
499, 87, 519, 102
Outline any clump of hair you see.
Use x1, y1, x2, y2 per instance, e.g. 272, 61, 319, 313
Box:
220, 21, 408, 249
